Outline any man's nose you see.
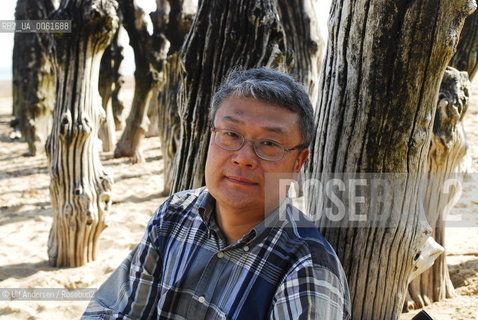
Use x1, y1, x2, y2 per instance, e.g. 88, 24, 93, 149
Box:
231, 140, 258, 168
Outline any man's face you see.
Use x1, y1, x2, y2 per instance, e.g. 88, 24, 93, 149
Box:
205, 95, 309, 215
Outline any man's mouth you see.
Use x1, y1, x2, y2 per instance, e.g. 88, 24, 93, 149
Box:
225, 175, 258, 186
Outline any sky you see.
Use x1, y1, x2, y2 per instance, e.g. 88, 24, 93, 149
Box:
0, 0, 156, 80
0, 0, 330, 81
0, 1, 16, 80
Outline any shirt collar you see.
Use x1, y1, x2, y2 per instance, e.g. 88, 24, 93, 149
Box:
197, 188, 215, 226
198, 188, 291, 245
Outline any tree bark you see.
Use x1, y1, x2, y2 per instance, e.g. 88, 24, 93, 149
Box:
449, 10, 478, 80
146, 89, 160, 138
306, 1, 476, 319
405, 67, 471, 310
148, 0, 195, 193
12, 0, 56, 156
158, 54, 182, 194
171, 0, 329, 192
46, 0, 117, 267
98, 27, 123, 152
111, 68, 126, 131
114, 0, 161, 163
275, 0, 326, 105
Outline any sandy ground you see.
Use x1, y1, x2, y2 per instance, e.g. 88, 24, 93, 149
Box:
0, 77, 477, 320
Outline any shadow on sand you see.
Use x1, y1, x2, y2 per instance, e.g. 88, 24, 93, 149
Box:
0, 260, 55, 282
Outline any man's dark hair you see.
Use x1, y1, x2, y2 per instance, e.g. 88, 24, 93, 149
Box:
210, 67, 315, 147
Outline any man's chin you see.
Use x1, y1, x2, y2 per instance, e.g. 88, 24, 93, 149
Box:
213, 188, 263, 208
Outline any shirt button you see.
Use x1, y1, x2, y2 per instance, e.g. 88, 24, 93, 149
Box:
217, 252, 224, 258
198, 296, 206, 303
243, 246, 250, 252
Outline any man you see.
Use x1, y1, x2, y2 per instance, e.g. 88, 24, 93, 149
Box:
82, 68, 351, 319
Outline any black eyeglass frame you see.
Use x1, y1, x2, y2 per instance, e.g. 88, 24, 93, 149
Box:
210, 127, 306, 162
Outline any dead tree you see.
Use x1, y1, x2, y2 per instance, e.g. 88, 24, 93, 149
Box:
11, 0, 56, 155
157, 56, 181, 194
114, 0, 161, 163
98, 27, 124, 152
46, 0, 117, 267
306, 1, 476, 319
275, 0, 326, 105
150, 0, 196, 193
406, 67, 471, 310
146, 91, 161, 138
170, 0, 324, 192
450, 9, 478, 80
111, 67, 126, 131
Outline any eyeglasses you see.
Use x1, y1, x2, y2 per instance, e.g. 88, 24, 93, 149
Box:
211, 127, 305, 161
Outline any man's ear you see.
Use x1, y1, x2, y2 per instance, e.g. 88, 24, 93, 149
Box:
294, 148, 310, 173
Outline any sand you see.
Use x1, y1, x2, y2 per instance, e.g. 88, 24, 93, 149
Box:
0, 77, 477, 319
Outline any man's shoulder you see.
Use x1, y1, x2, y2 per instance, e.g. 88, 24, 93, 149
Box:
168, 186, 209, 208
281, 205, 343, 276
151, 186, 209, 222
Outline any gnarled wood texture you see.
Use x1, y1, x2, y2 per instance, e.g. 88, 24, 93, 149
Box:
46, 0, 117, 267
406, 67, 471, 310
275, 0, 325, 105
450, 10, 478, 81
306, 1, 476, 319
150, 0, 196, 193
12, 0, 56, 156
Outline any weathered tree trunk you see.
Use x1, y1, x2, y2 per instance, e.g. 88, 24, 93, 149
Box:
149, 0, 196, 193
405, 67, 471, 310
111, 68, 126, 131
98, 27, 123, 152
306, 1, 476, 319
275, 0, 325, 105
171, 0, 325, 192
12, 0, 56, 155
46, 0, 117, 267
449, 10, 478, 80
146, 89, 160, 138
158, 54, 182, 194
114, 0, 161, 163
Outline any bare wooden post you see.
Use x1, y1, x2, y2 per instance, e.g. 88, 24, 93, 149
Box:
12, 0, 56, 155
306, 1, 476, 319
46, 0, 118, 267
406, 67, 471, 310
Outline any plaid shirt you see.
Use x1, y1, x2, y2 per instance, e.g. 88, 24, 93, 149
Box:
82, 187, 351, 319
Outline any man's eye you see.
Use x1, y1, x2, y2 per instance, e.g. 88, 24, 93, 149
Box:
224, 131, 240, 138
260, 140, 279, 147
